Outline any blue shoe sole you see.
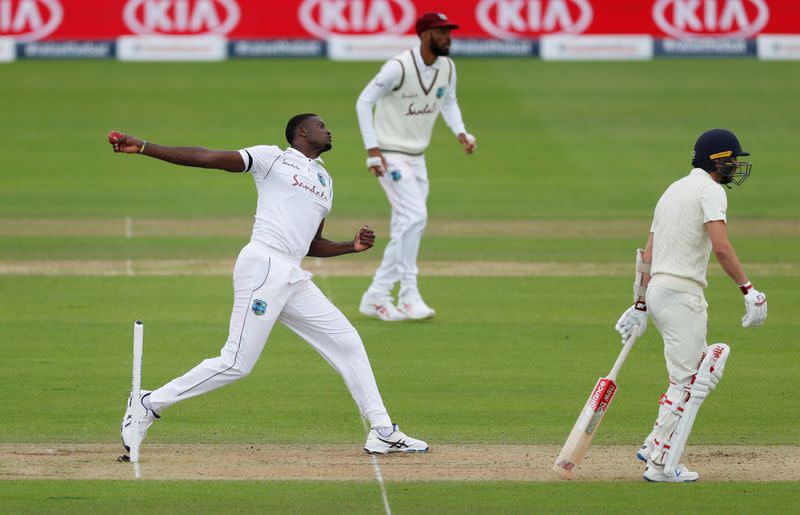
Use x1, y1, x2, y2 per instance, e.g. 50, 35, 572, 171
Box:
643, 474, 699, 482
364, 448, 429, 455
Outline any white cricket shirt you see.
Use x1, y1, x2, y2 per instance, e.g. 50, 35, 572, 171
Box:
649, 168, 728, 293
238, 145, 333, 261
356, 45, 466, 153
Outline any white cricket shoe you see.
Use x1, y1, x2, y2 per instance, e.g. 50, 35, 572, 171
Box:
364, 424, 429, 454
120, 390, 159, 454
643, 461, 699, 482
359, 294, 407, 321
397, 297, 435, 320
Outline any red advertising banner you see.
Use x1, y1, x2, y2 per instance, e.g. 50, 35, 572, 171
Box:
2, 0, 799, 42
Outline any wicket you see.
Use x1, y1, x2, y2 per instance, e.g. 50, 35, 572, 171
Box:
130, 320, 143, 463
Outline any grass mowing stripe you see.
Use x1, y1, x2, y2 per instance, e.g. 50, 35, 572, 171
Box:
1, 480, 798, 514
0, 259, 797, 276
5, 234, 800, 263
2, 217, 799, 238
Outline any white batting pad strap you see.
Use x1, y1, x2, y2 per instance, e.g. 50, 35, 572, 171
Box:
366, 156, 383, 169
664, 383, 689, 416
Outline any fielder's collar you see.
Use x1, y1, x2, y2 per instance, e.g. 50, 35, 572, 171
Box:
287, 146, 325, 164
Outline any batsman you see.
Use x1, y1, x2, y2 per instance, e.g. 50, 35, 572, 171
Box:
614, 129, 768, 482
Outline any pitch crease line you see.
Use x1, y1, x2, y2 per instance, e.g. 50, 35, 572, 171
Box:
124, 216, 133, 238
361, 417, 392, 515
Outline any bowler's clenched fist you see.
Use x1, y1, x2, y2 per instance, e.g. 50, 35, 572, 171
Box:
354, 226, 375, 252
108, 131, 144, 154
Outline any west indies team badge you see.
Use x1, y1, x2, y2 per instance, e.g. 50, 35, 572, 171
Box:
252, 299, 267, 316
436, 87, 445, 98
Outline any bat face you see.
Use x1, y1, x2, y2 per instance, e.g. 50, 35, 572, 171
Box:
553, 377, 619, 478
585, 378, 617, 435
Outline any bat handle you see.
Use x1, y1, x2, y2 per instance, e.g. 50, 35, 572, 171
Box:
608, 327, 639, 381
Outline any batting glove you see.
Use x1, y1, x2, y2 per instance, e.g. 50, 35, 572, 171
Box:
615, 301, 648, 344
740, 282, 767, 328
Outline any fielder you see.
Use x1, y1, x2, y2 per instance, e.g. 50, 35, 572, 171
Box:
356, 12, 476, 321
615, 129, 767, 482
109, 114, 428, 457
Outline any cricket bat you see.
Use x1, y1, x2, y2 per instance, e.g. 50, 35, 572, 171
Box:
552, 330, 639, 479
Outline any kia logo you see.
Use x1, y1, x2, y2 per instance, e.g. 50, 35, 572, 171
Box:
476, 0, 592, 39
653, 0, 769, 38
123, 0, 240, 35
0, 0, 63, 41
298, 0, 415, 38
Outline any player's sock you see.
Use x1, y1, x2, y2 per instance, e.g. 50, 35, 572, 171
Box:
373, 425, 395, 437
141, 393, 159, 416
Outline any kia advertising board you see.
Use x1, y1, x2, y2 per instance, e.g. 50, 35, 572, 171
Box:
1, 0, 799, 60
5, 1, 799, 41
651, 0, 769, 39
0, 0, 64, 42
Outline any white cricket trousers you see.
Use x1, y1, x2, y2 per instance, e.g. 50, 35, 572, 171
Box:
646, 285, 709, 384
148, 241, 393, 428
366, 152, 429, 300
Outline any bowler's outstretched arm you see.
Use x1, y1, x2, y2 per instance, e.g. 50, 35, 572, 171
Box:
108, 131, 245, 173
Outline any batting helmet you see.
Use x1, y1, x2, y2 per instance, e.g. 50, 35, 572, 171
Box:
692, 129, 749, 167
691, 129, 752, 187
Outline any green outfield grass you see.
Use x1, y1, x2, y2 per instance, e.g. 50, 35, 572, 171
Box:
1, 231, 799, 263
1, 58, 799, 513
1, 275, 797, 446
1, 481, 798, 515
1, 60, 799, 219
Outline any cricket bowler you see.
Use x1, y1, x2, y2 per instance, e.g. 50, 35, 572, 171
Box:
109, 114, 428, 458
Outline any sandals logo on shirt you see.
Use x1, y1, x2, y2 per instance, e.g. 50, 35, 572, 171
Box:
291, 174, 329, 201
252, 299, 267, 316
317, 172, 327, 187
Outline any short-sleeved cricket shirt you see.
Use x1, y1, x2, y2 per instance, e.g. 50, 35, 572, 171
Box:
649, 168, 727, 292
238, 145, 333, 261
